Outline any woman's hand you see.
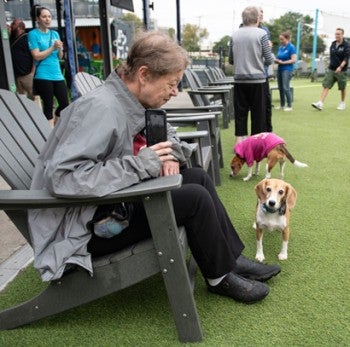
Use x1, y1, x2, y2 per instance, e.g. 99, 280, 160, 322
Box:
149, 141, 174, 162
53, 40, 63, 50
149, 141, 180, 176
161, 160, 180, 176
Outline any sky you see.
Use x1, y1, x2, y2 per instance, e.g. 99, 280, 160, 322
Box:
129, 0, 350, 45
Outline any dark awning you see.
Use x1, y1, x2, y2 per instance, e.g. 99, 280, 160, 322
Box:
110, 0, 134, 12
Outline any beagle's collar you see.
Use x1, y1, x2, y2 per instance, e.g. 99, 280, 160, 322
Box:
262, 203, 286, 215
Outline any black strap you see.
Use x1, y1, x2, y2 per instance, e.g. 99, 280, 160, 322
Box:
10, 32, 27, 48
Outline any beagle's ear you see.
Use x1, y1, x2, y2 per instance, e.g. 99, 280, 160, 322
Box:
255, 179, 267, 201
285, 183, 297, 209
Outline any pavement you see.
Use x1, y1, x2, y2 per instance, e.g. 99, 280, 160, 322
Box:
0, 91, 195, 292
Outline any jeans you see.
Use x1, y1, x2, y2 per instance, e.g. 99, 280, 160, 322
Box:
277, 70, 293, 107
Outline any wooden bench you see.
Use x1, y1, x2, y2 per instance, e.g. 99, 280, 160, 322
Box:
0, 89, 203, 342
270, 84, 294, 102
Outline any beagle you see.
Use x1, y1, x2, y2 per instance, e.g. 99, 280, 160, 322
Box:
230, 132, 308, 181
254, 178, 297, 262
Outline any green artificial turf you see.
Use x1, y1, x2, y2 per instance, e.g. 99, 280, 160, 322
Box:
1, 79, 350, 346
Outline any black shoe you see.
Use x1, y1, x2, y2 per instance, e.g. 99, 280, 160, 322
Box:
233, 255, 281, 282
207, 272, 269, 304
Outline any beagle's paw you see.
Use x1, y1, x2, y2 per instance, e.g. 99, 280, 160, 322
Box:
255, 252, 265, 262
243, 175, 252, 182
278, 252, 288, 260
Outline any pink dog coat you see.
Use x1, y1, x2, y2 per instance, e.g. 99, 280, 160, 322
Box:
234, 133, 285, 167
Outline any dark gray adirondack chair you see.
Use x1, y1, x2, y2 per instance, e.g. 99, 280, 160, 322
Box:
168, 111, 223, 186
0, 89, 203, 342
190, 69, 234, 122
183, 69, 232, 129
207, 67, 235, 85
73, 72, 104, 97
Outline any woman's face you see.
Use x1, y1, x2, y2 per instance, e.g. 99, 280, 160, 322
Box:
38, 9, 52, 30
138, 69, 184, 108
279, 35, 289, 46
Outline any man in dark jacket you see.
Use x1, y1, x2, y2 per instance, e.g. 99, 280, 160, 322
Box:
312, 28, 350, 111
10, 19, 34, 99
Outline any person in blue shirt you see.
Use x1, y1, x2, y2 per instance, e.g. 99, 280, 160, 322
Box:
28, 5, 69, 127
275, 31, 296, 111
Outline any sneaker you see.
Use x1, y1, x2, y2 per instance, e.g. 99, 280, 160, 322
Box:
284, 107, 293, 112
337, 102, 346, 110
274, 106, 283, 110
312, 101, 323, 111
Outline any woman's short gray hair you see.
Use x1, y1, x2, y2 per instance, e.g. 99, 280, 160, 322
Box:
242, 6, 259, 26
119, 30, 190, 79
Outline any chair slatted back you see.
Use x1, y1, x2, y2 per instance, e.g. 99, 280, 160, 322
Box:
0, 89, 51, 190
183, 69, 210, 106
192, 69, 210, 86
74, 72, 104, 96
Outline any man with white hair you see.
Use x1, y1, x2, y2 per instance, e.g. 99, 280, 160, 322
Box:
230, 6, 274, 144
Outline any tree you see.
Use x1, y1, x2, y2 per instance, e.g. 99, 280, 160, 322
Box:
265, 11, 325, 56
181, 23, 208, 52
167, 28, 176, 40
212, 35, 231, 55
121, 13, 144, 32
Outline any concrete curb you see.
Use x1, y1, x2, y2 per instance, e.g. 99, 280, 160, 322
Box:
0, 244, 34, 292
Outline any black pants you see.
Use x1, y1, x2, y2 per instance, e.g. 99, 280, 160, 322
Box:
34, 79, 69, 120
87, 167, 245, 279
265, 78, 273, 132
234, 82, 267, 136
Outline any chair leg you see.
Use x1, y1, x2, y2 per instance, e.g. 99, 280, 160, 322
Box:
143, 192, 203, 343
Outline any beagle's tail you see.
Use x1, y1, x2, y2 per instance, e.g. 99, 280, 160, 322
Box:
281, 144, 308, 168
293, 160, 308, 168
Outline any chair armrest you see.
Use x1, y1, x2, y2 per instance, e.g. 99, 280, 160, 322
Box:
163, 105, 223, 113
199, 86, 232, 91
177, 131, 208, 141
168, 114, 216, 123
0, 175, 183, 210
167, 110, 221, 117
208, 81, 235, 86
187, 90, 230, 98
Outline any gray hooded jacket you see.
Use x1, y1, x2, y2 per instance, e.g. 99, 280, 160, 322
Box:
28, 71, 193, 281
